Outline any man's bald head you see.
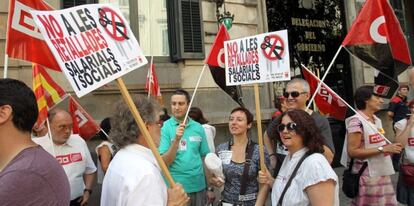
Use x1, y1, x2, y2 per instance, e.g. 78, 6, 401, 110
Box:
49, 109, 73, 145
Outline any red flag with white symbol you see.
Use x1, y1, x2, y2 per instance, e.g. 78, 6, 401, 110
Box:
69, 96, 100, 140
205, 24, 244, 107
145, 57, 163, 105
6, 0, 60, 71
302, 65, 347, 120
341, 0, 411, 77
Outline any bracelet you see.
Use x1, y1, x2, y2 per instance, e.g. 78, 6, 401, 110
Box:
269, 154, 276, 157
207, 187, 214, 192
84, 189, 93, 194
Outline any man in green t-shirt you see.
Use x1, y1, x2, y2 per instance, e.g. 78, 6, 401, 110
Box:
159, 89, 211, 206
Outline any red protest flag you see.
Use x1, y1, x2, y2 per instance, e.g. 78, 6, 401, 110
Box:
32, 64, 67, 127
205, 24, 244, 107
301, 65, 347, 120
6, 0, 60, 71
342, 0, 411, 77
69, 96, 100, 140
145, 57, 163, 105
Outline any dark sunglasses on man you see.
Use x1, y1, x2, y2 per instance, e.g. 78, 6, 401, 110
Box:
283, 91, 307, 98
277, 122, 297, 132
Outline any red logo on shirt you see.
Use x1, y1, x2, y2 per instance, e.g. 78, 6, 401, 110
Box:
56, 153, 83, 165
369, 134, 384, 144
408, 138, 414, 146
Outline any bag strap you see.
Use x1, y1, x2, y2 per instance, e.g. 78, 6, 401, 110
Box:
349, 158, 367, 175
277, 151, 310, 206
239, 141, 256, 196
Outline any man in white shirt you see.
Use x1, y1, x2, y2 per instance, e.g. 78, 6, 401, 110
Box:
33, 109, 96, 206
101, 96, 189, 206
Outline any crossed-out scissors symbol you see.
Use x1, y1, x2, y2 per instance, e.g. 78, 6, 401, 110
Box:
261, 35, 284, 60
98, 8, 129, 41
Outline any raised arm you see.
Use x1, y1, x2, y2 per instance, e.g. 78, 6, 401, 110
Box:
162, 123, 185, 166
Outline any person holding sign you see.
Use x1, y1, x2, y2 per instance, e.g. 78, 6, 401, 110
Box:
264, 78, 335, 175
210, 107, 270, 206
159, 89, 211, 206
101, 96, 189, 206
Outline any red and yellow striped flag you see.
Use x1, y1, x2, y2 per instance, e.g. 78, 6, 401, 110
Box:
32, 64, 67, 127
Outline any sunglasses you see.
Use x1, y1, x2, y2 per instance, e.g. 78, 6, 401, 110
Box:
283, 91, 307, 98
277, 122, 297, 132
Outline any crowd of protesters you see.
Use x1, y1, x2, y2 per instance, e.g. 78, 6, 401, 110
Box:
2, 72, 414, 206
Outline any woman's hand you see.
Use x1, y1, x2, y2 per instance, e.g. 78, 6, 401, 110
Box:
209, 174, 224, 187
383, 143, 403, 154
258, 169, 274, 187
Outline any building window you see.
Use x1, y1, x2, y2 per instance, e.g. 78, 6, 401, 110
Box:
62, 0, 204, 59
138, 0, 169, 56
62, 0, 97, 8
62, 0, 169, 56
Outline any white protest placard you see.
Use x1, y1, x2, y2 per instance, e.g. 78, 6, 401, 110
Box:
31, 4, 147, 97
224, 30, 290, 85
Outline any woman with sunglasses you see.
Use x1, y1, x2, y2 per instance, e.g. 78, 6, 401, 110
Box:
259, 109, 338, 206
210, 107, 269, 206
341, 85, 402, 205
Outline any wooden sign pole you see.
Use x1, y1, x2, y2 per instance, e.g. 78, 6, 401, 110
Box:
253, 84, 266, 170
116, 78, 175, 186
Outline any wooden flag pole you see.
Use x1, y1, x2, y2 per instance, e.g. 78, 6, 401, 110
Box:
116, 78, 175, 186
253, 84, 266, 170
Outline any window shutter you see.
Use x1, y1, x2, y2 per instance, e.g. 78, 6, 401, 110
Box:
168, 0, 205, 62
62, 0, 96, 9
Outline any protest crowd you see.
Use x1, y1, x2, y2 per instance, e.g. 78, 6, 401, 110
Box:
2, 0, 414, 206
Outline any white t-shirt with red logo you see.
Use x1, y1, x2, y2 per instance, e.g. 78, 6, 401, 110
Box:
394, 119, 414, 163
33, 134, 97, 200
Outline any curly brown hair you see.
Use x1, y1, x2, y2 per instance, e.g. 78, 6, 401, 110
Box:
274, 109, 324, 154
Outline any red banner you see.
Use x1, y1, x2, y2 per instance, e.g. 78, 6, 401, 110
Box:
342, 0, 411, 76
6, 0, 60, 71
69, 96, 100, 140
205, 25, 244, 107
302, 65, 347, 120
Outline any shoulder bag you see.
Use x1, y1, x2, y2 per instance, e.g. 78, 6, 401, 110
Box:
342, 158, 367, 198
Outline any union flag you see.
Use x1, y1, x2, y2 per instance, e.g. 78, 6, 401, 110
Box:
6, 0, 60, 71
342, 0, 411, 77
69, 96, 100, 140
145, 57, 163, 105
205, 24, 244, 107
302, 65, 347, 120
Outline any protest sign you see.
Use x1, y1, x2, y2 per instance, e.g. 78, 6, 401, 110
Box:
30, 4, 147, 97
224, 30, 290, 85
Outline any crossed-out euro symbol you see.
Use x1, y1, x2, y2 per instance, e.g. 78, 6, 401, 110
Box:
98, 8, 129, 40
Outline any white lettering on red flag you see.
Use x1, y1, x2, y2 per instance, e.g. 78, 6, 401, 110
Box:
7, 0, 61, 71
301, 65, 347, 120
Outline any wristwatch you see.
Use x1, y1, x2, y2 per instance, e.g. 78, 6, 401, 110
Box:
377, 146, 384, 153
